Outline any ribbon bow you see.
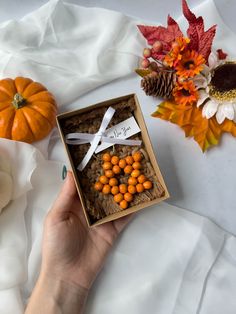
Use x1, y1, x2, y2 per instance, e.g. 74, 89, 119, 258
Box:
65, 107, 142, 171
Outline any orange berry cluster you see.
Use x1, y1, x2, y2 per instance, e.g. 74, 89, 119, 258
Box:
94, 151, 153, 209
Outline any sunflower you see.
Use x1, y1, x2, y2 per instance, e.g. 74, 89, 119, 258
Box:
196, 58, 236, 124
176, 50, 205, 78
173, 80, 198, 106
164, 37, 190, 68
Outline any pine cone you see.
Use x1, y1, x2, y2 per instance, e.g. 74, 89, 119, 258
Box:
141, 71, 176, 98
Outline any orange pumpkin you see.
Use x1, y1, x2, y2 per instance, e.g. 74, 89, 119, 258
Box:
0, 77, 57, 143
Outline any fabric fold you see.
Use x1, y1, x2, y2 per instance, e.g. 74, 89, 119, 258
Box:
0, 139, 64, 312
0, 1, 236, 314
84, 203, 228, 314
0, 0, 144, 106
173, 220, 226, 314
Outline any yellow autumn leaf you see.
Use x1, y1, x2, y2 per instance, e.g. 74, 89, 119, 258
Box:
152, 100, 236, 152
135, 68, 152, 78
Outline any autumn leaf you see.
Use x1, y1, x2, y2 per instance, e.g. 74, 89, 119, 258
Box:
152, 100, 236, 152
135, 68, 152, 77
217, 49, 228, 60
167, 15, 184, 39
137, 16, 182, 45
182, 0, 216, 61
221, 119, 236, 137
137, 14, 183, 59
137, 1, 217, 62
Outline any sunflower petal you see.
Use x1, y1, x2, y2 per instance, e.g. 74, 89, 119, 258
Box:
208, 51, 219, 69
197, 89, 209, 107
216, 105, 226, 124
194, 74, 208, 89
202, 100, 218, 119
201, 65, 210, 78
221, 103, 235, 120
233, 104, 236, 123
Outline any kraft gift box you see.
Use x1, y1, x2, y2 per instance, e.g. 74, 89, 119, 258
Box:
57, 94, 169, 227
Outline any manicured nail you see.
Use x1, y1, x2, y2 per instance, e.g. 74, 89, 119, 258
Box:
62, 165, 67, 180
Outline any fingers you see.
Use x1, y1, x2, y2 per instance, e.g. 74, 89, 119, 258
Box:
113, 213, 135, 234
49, 169, 135, 231
50, 171, 77, 216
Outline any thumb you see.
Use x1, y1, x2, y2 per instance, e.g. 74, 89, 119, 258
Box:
50, 171, 78, 217
113, 213, 135, 234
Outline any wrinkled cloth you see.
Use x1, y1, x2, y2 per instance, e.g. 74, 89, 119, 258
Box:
0, 138, 64, 313
86, 205, 236, 314
0, 1, 236, 314
0, 0, 142, 107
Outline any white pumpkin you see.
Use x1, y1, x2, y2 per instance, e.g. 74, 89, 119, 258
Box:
0, 154, 13, 214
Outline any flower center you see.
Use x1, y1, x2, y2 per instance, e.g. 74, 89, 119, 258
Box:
211, 63, 236, 91
182, 89, 191, 96
184, 60, 194, 69
209, 63, 236, 101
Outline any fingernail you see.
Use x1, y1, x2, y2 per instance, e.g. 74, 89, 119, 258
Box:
62, 165, 67, 180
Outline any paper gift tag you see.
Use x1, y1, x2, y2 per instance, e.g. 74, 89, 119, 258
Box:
95, 116, 141, 153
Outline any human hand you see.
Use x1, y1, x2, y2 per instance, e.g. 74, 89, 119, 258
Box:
42, 170, 133, 289
25, 170, 132, 314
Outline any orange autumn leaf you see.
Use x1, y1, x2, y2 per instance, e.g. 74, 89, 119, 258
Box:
152, 100, 236, 152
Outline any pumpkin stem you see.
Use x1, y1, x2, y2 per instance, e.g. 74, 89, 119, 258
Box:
12, 93, 26, 109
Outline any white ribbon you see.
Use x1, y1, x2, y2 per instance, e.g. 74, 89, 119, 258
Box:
65, 107, 142, 171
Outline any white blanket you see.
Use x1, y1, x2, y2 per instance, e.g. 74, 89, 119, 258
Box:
0, 1, 236, 313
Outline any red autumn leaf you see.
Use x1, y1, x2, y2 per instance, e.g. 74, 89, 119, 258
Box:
137, 15, 183, 60
182, 0, 216, 61
137, 25, 163, 45
137, 15, 183, 46
217, 48, 228, 60
167, 15, 183, 39
198, 25, 217, 61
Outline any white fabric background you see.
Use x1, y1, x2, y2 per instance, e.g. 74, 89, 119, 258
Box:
0, 0, 143, 106
0, 138, 64, 313
0, 1, 236, 313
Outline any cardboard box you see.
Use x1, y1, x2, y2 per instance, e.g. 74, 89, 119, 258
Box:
56, 94, 169, 227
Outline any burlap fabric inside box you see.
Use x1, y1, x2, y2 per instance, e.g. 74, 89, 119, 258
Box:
61, 97, 165, 223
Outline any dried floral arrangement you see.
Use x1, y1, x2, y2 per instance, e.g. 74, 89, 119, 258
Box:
136, 0, 236, 151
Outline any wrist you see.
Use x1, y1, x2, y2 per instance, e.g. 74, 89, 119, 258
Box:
25, 272, 89, 314
40, 272, 89, 308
